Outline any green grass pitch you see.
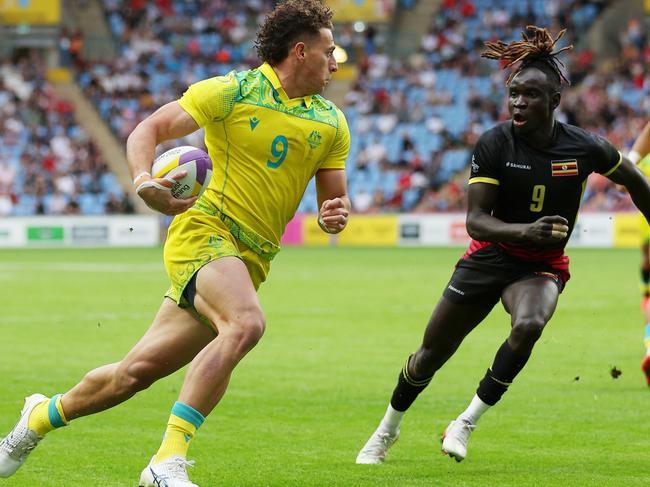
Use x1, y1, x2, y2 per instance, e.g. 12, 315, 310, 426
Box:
0, 246, 648, 486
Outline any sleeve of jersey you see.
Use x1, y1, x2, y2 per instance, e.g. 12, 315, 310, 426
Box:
591, 134, 622, 177
468, 133, 500, 186
319, 108, 350, 170
177, 73, 239, 128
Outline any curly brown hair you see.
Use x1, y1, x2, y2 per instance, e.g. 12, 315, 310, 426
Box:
255, 0, 334, 65
481, 25, 573, 90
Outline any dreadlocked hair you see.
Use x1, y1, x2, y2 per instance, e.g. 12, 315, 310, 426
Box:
481, 25, 573, 89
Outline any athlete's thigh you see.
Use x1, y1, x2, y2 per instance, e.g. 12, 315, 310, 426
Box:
120, 298, 216, 375
421, 295, 494, 351
501, 277, 560, 324
164, 208, 242, 308
193, 256, 263, 332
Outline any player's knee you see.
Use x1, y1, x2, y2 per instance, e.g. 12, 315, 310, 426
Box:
226, 310, 266, 353
411, 348, 442, 377
510, 317, 546, 347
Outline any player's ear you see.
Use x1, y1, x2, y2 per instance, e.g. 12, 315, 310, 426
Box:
293, 41, 306, 61
550, 91, 561, 110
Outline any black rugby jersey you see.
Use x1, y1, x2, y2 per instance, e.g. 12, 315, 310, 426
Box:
468, 120, 621, 258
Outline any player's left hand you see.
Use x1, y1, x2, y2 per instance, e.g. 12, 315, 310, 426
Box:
135, 171, 198, 215
318, 198, 349, 234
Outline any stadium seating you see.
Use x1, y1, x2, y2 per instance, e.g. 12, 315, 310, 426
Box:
339, 0, 648, 212
0, 53, 134, 216
56, 0, 649, 214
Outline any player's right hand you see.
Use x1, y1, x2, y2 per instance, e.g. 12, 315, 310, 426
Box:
524, 215, 569, 244
135, 171, 198, 215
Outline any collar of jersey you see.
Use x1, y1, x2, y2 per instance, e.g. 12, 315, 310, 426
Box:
259, 63, 313, 108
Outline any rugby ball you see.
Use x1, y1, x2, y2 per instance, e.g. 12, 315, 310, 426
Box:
151, 146, 213, 199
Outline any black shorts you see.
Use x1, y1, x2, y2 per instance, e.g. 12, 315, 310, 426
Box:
442, 244, 564, 308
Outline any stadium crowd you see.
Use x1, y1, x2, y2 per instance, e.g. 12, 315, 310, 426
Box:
0, 51, 134, 216
1, 0, 648, 216
343, 0, 648, 213
78, 0, 275, 143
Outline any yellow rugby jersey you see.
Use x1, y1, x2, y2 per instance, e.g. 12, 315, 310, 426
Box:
177, 63, 350, 245
639, 153, 650, 178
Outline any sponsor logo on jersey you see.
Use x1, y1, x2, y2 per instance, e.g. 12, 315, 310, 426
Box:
307, 130, 322, 149
249, 116, 260, 130
505, 161, 531, 170
447, 284, 465, 295
551, 159, 578, 176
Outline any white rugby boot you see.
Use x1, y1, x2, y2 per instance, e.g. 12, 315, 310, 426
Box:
0, 393, 48, 477
441, 419, 476, 462
139, 455, 199, 487
355, 428, 400, 464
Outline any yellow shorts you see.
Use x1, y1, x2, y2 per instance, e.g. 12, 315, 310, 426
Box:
640, 212, 650, 245
164, 207, 275, 307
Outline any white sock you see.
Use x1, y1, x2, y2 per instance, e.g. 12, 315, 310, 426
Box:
458, 394, 491, 425
379, 404, 404, 435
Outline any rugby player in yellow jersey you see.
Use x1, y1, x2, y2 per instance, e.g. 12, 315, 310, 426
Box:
0, 1, 350, 485
629, 120, 650, 385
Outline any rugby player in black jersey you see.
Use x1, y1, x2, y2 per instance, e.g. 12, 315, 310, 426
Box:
628, 120, 650, 385
356, 26, 650, 465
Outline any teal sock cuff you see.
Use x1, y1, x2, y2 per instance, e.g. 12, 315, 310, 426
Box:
171, 401, 205, 429
48, 394, 66, 428
645, 324, 650, 339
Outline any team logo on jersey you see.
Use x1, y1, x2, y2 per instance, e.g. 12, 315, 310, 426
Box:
249, 116, 260, 131
471, 154, 479, 173
307, 130, 322, 149
551, 159, 578, 177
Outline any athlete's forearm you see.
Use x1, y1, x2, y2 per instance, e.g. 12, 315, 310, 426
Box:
608, 158, 650, 220
126, 121, 158, 183
466, 211, 528, 243
630, 122, 650, 162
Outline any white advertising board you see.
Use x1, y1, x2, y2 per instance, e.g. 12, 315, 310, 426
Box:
0, 216, 160, 247
398, 213, 617, 248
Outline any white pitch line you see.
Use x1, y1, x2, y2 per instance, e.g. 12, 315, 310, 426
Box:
0, 262, 162, 273
3, 311, 155, 323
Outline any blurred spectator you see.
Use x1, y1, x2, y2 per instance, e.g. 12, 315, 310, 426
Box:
0, 50, 128, 215
352, 188, 374, 213
0, 191, 14, 216
0, 161, 16, 191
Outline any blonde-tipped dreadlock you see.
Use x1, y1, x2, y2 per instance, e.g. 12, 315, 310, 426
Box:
481, 25, 573, 86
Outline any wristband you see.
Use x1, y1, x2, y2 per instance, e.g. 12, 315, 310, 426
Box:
133, 171, 151, 184
628, 150, 642, 165
136, 179, 171, 195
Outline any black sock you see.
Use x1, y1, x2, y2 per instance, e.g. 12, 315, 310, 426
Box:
476, 340, 530, 406
390, 355, 433, 412
642, 268, 650, 296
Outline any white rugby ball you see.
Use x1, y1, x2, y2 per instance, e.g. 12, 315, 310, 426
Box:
151, 146, 213, 199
